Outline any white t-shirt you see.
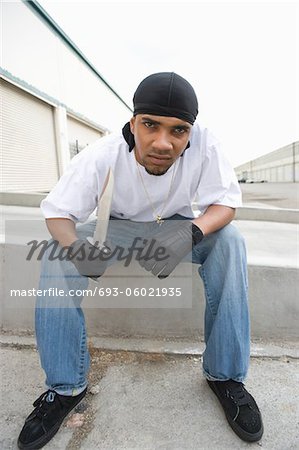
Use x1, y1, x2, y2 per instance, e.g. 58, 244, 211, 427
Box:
40, 122, 242, 223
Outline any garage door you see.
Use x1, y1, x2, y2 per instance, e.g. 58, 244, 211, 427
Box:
1, 79, 59, 192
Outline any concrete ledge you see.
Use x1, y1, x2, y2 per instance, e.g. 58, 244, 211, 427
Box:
0, 192, 46, 207
2, 200, 299, 223
1, 242, 298, 340
235, 205, 299, 223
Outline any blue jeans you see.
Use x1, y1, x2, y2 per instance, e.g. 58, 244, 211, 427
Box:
35, 216, 250, 395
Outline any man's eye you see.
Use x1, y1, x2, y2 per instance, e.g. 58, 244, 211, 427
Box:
144, 121, 155, 128
174, 127, 187, 134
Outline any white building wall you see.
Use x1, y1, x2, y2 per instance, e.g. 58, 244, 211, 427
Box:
235, 142, 299, 182
1, 1, 131, 194
2, 1, 131, 132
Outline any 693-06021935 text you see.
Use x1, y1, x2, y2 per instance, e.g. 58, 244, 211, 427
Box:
9, 287, 183, 298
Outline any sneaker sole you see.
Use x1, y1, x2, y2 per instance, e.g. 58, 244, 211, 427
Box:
207, 380, 264, 443
17, 387, 87, 450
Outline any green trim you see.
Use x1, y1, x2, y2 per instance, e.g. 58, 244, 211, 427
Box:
22, 0, 133, 112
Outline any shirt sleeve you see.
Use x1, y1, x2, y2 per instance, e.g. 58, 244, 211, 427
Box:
196, 132, 242, 213
40, 170, 99, 223
40, 142, 110, 223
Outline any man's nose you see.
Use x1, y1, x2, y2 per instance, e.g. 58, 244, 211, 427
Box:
152, 131, 173, 151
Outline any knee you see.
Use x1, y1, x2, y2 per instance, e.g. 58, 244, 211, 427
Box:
76, 220, 96, 240
216, 224, 246, 252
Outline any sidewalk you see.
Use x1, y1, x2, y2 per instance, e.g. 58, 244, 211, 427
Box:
1, 336, 298, 450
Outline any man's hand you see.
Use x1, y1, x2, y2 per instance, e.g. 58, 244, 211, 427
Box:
138, 221, 203, 279
68, 238, 112, 279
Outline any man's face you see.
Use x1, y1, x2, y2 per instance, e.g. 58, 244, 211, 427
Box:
130, 114, 192, 176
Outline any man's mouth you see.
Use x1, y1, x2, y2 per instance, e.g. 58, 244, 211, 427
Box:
148, 154, 172, 165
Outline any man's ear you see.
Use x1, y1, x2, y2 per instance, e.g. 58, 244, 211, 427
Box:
130, 117, 135, 134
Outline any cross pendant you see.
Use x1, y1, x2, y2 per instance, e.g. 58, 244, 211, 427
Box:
156, 215, 164, 225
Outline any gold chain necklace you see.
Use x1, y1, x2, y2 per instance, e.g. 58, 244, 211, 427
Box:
134, 150, 177, 225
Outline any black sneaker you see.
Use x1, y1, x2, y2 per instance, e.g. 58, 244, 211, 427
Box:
207, 379, 263, 442
17, 387, 87, 449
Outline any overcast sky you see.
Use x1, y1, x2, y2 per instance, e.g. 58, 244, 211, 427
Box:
38, 0, 298, 167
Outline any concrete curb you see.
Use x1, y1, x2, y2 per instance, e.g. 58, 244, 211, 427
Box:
2, 200, 299, 223
1, 334, 298, 359
235, 206, 299, 223
2, 259, 298, 340
1, 215, 298, 340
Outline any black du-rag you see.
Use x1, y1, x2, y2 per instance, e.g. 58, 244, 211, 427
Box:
122, 72, 198, 151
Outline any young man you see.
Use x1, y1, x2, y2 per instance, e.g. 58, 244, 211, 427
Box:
18, 72, 263, 449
